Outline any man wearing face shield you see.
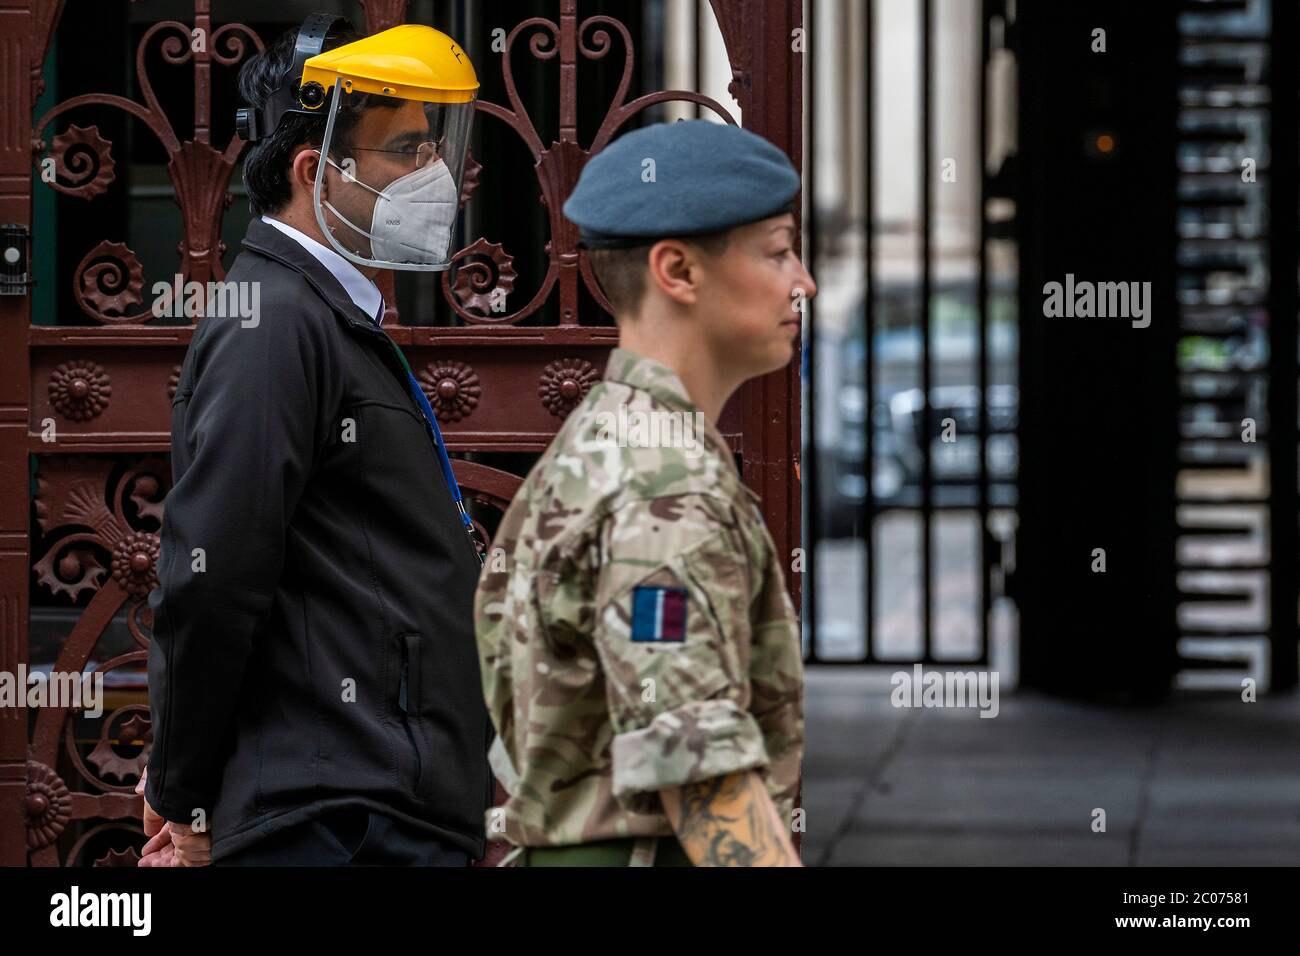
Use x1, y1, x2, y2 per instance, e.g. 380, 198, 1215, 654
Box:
305, 25, 476, 270
138, 15, 492, 867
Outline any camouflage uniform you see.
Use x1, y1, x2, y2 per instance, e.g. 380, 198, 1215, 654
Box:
474, 347, 805, 852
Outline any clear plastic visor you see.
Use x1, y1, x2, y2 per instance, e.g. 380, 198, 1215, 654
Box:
312, 79, 474, 272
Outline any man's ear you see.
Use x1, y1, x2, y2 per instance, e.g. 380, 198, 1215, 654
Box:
645, 238, 699, 307
290, 146, 323, 202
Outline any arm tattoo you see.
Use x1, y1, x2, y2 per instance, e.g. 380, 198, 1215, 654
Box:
673, 772, 794, 867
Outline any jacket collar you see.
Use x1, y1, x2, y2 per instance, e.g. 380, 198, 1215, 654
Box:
602, 346, 760, 504
240, 217, 381, 332
259, 216, 384, 323
603, 346, 696, 412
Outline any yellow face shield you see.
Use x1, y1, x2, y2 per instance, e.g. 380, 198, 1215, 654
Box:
302, 25, 478, 272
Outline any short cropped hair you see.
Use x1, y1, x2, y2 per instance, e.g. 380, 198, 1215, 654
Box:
587, 231, 731, 318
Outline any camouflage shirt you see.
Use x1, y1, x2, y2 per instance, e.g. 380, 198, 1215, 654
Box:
474, 346, 805, 847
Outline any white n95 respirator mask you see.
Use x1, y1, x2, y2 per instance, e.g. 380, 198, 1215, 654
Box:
307, 76, 477, 273
320, 153, 458, 267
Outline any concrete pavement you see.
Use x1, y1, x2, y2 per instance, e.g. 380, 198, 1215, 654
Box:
801, 667, 1300, 865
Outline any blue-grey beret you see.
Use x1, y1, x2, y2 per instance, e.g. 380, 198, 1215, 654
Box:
563, 120, 801, 248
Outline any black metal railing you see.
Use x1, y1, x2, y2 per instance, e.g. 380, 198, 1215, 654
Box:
806, 0, 1015, 666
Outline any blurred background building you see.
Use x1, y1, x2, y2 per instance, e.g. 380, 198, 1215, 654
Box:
801, 0, 1300, 865
806, 0, 1294, 697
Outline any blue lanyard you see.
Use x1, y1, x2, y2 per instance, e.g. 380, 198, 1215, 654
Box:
375, 316, 484, 566
403, 368, 485, 567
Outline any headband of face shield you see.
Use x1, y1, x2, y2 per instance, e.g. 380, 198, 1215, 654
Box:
311, 80, 475, 272
235, 13, 350, 143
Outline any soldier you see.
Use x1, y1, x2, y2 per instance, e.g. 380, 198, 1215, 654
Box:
474, 120, 817, 866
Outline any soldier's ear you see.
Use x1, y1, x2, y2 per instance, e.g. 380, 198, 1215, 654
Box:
646, 239, 699, 307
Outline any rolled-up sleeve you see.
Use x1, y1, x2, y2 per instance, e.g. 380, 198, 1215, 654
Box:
590, 494, 768, 803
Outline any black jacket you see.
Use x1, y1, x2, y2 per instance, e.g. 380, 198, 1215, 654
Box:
145, 218, 490, 860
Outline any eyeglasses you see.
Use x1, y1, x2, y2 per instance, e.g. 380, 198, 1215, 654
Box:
350, 140, 442, 168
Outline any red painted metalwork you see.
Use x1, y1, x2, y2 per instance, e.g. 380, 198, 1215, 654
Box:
0, 0, 803, 866
22, 456, 168, 865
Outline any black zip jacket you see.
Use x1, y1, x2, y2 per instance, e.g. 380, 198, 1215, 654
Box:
145, 217, 490, 861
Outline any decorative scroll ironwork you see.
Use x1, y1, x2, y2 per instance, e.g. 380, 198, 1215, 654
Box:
458, 148, 482, 207
32, 2, 264, 323
32, 0, 735, 329
71, 242, 147, 325
27, 453, 162, 858
441, 0, 738, 327
32, 457, 169, 603
27, 458, 173, 862
445, 238, 518, 319
10, 0, 784, 869
45, 124, 116, 199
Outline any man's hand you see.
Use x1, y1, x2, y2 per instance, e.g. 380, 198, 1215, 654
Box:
659, 771, 802, 867
137, 767, 166, 839
135, 767, 212, 867
138, 822, 211, 867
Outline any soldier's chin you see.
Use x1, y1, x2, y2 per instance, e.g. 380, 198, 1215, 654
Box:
759, 340, 796, 375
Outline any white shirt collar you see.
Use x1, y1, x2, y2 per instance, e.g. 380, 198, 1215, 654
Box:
261, 215, 385, 325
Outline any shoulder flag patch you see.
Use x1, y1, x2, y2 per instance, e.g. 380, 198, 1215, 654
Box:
631, 586, 688, 642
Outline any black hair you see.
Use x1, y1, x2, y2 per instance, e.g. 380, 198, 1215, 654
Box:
236, 22, 361, 217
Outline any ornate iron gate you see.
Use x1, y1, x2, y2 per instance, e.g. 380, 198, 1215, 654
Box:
0, 0, 802, 866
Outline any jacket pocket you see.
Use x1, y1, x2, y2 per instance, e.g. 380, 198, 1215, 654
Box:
397, 632, 429, 797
